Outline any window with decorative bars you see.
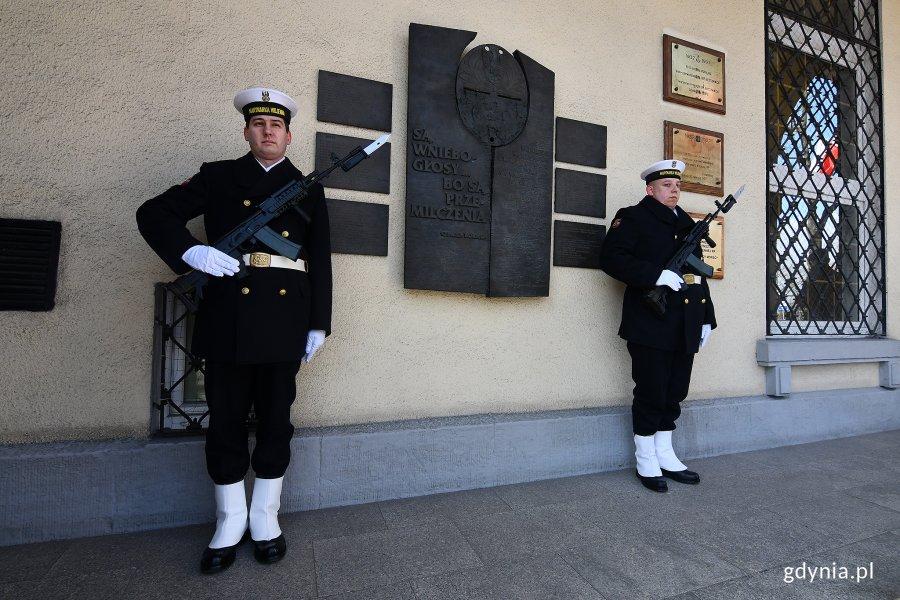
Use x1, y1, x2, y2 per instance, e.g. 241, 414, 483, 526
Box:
765, 0, 885, 335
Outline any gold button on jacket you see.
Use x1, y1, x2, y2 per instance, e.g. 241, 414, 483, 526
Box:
242, 199, 252, 207
279, 288, 287, 296
241, 287, 250, 295
281, 230, 290, 238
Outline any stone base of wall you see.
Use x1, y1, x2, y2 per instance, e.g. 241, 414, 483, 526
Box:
2, 387, 898, 546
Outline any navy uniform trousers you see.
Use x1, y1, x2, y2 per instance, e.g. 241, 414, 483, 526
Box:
204, 361, 302, 484
626, 342, 694, 436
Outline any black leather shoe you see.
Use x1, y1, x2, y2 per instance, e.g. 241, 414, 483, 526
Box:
200, 533, 247, 574
635, 470, 668, 493
661, 468, 700, 484
254, 534, 287, 564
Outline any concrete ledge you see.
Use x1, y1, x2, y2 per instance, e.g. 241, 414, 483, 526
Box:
1, 387, 899, 546
757, 338, 900, 396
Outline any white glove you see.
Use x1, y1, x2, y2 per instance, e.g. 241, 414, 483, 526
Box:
655, 270, 684, 291
700, 324, 712, 349
181, 245, 240, 277
302, 330, 326, 364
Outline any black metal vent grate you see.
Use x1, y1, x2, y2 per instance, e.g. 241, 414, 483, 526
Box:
765, 0, 885, 335
0, 218, 62, 311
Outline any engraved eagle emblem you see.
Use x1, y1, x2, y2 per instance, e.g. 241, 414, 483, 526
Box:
262, 90, 270, 102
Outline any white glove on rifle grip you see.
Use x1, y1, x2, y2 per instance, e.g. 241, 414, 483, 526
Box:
303, 330, 326, 364
700, 324, 712, 349
655, 270, 684, 291
181, 245, 240, 277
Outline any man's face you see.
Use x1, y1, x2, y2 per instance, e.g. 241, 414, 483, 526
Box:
647, 178, 681, 209
243, 115, 291, 161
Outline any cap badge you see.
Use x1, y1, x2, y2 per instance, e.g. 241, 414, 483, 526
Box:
671, 160, 677, 167
262, 90, 270, 102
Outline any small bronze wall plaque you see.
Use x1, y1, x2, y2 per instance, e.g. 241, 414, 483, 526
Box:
317, 70, 393, 132
687, 211, 725, 279
555, 117, 607, 168
327, 198, 389, 256
663, 35, 725, 114
554, 168, 606, 218
552, 220, 605, 269
664, 121, 724, 196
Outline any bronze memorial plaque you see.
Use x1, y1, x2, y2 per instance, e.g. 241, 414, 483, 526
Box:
664, 121, 724, 196
687, 212, 725, 279
404, 23, 555, 297
663, 35, 725, 114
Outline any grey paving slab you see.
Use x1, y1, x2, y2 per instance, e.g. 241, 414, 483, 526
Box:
279, 502, 387, 544
377, 487, 511, 529
45, 524, 315, 598
320, 581, 418, 599
583, 470, 769, 527
493, 472, 621, 510
678, 507, 845, 573
669, 449, 774, 479
410, 557, 604, 600
739, 440, 899, 488
47, 523, 209, 579
313, 522, 481, 597
0, 538, 69, 583
690, 530, 900, 600
121, 542, 317, 600
845, 482, 900, 512
797, 529, 899, 599
767, 490, 900, 545
561, 527, 745, 600
13, 568, 139, 600
453, 502, 601, 567
689, 569, 820, 600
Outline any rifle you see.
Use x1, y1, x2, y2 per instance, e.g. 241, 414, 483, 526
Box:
642, 184, 744, 317
166, 134, 390, 311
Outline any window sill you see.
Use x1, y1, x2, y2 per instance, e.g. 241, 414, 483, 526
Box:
756, 337, 900, 396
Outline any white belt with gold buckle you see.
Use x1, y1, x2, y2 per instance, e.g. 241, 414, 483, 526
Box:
242, 253, 307, 272
682, 274, 703, 285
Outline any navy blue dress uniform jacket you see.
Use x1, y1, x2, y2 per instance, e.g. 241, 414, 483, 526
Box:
598, 195, 716, 354
136, 153, 332, 364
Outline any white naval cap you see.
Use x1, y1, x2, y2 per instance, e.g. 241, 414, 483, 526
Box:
233, 87, 298, 124
641, 159, 686, 183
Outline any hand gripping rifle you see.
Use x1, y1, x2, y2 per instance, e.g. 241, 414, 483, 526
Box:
166, 134, 390, 312
642, 184, 744, 318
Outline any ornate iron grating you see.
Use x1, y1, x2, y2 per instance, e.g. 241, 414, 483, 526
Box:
765, 0, 885, 335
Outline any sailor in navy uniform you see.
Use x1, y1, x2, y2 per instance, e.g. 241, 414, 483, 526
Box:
136, 87, 331, 572
598, 160, 716, 493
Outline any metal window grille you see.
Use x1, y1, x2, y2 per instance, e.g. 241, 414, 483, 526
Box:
151, 284, 209, 434
151, 283, 257, 434
765, 0, 886, 335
